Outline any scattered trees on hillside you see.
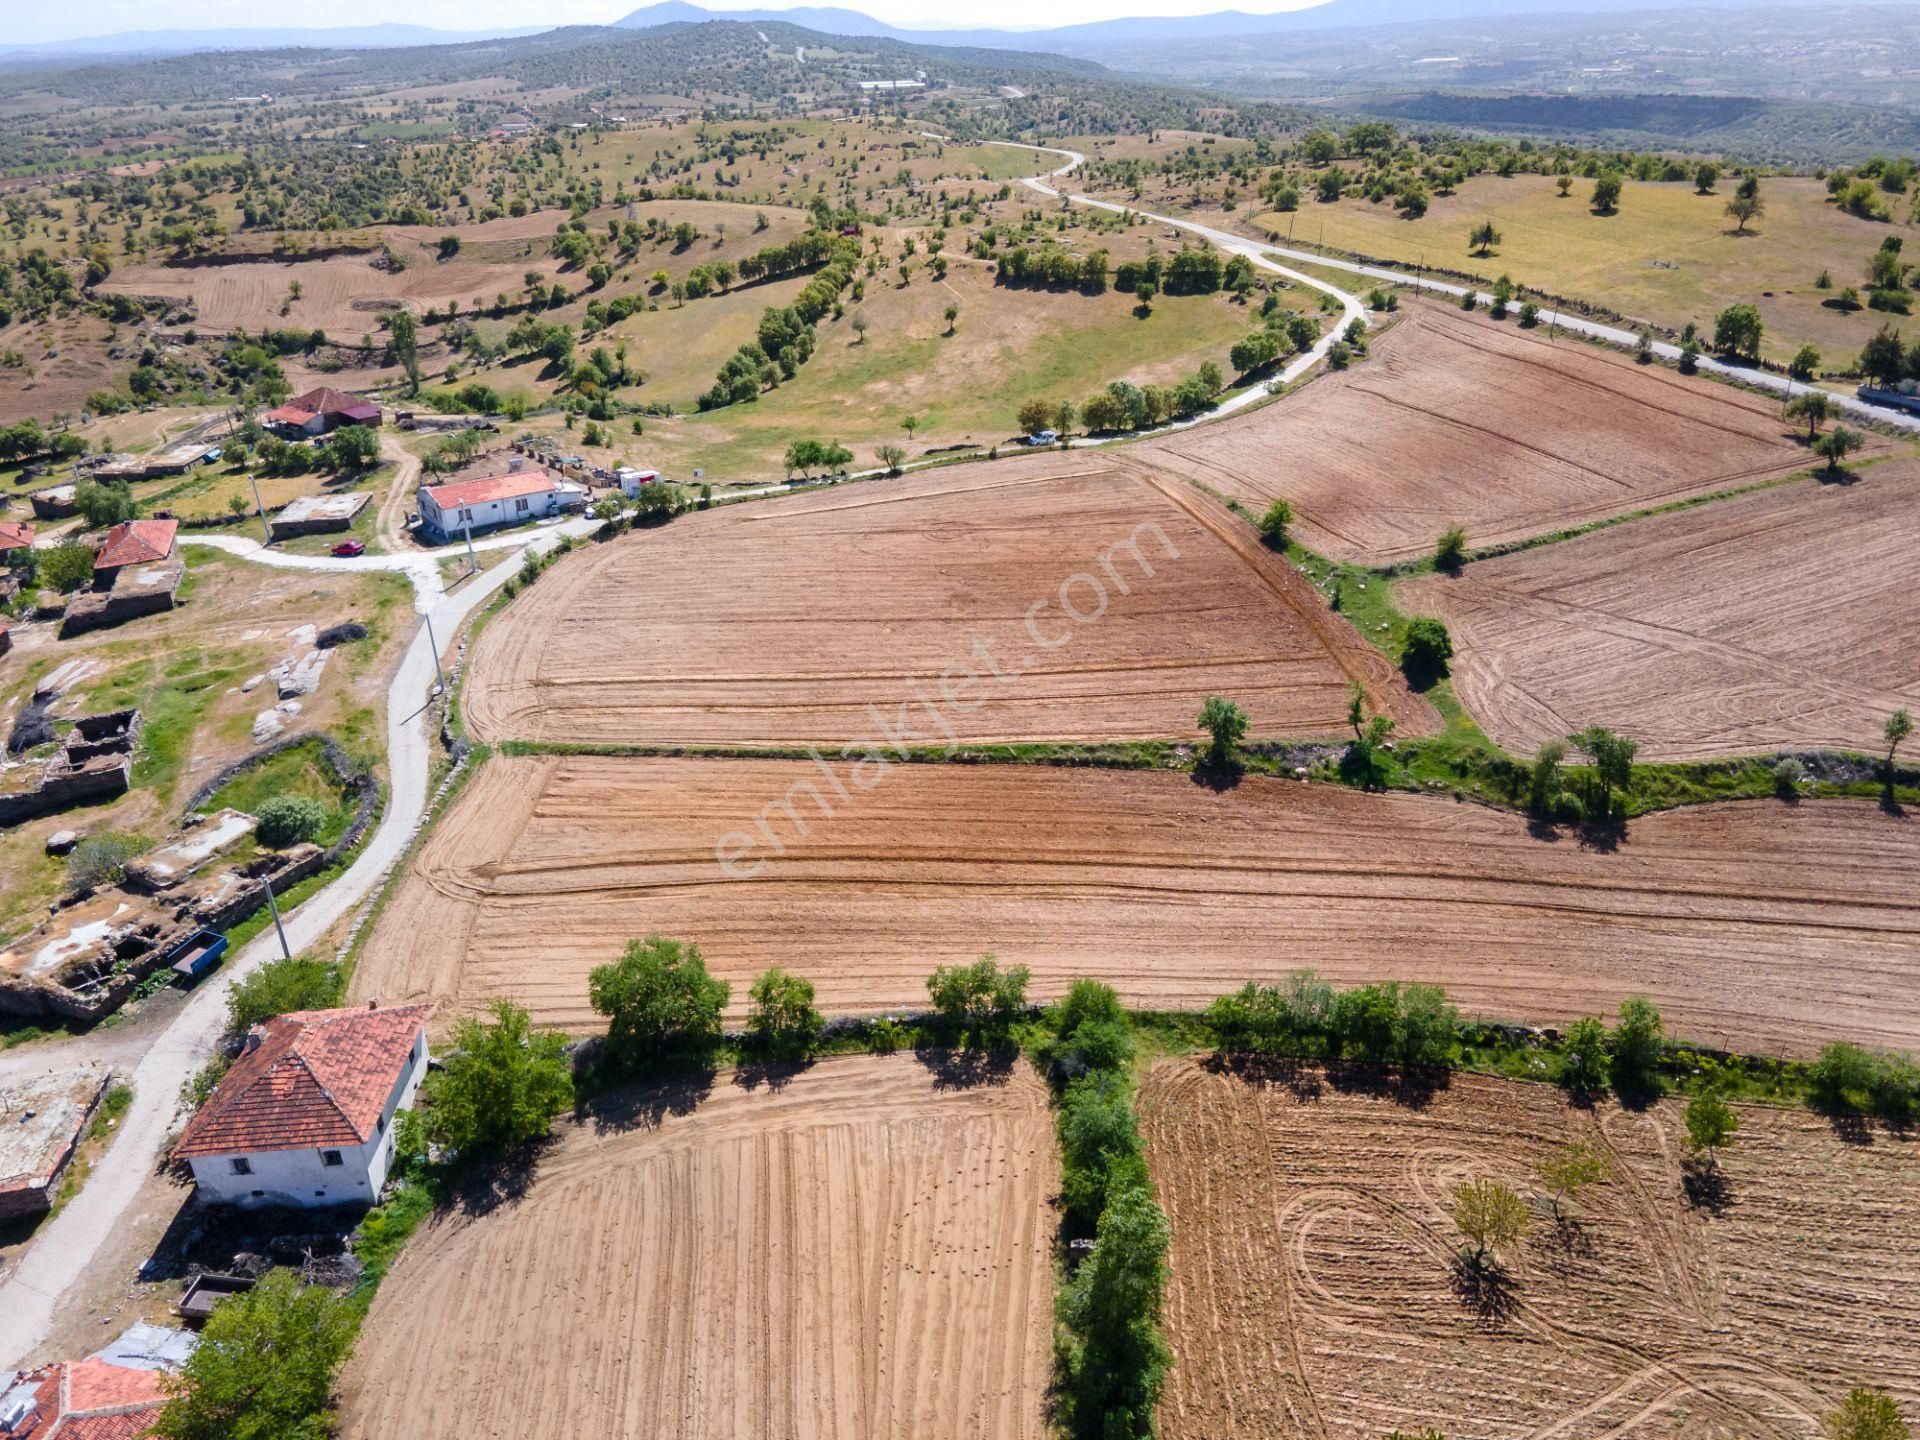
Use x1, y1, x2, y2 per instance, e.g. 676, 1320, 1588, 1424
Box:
423, 999, 573, 1156
926, 953, 1029, 1033
589, 935, 730, 1059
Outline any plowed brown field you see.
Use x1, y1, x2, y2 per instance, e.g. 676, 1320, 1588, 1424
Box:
347, 756, 1920, 1055
1142, 1059, 1920, 1440
336, 1055, 1055, 1440
464, 454, 1430, 746
1138, 304, 1824, 566
1399, 463, 1920, 760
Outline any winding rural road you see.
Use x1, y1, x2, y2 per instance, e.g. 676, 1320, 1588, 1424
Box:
0, 521, 583, 1368
993, 139, 1920, 435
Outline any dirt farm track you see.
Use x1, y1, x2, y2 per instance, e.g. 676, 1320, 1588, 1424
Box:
1401, 461, 1920, 761
347, 756, 1920, 1056
1140, 304, 1831, 567
461, 454, 1432, 747
1143, 1060, 1920, 1440
337, 1055, 1055, 1440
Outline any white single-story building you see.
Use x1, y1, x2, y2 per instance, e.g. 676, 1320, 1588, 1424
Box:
416, 461, 564, 542
614, 466, 661, 497
172, 1002, 431, 1209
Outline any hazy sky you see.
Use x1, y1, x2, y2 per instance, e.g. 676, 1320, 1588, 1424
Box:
13, 0, 1326, 43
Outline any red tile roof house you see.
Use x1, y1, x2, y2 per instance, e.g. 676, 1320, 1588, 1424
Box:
263, 387, 382, 437
416, 461, 577, 542
90, 519, 177, 581
172, 1003, 430, 1210
0, 1356, 168, 1439
0, 520, 34, 563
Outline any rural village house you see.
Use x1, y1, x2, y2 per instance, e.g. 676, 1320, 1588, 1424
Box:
0, 521, 33, 564
0, 1355, 169, 1438
416, 460, 580, 541
90, 519, 177, 581
264, 387, 382, 437
172, 1002, 430, 1209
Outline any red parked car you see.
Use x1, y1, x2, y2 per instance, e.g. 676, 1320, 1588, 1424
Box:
331, 539, 366, 557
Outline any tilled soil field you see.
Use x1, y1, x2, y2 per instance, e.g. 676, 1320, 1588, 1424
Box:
1400, 463, 1920, 760
463, 455, 1430, 746
336, 1054, 1056, 1440
347, 756, 1920, 1055
1138, 304, 1822, 566
1141, 1059, 1920, 1440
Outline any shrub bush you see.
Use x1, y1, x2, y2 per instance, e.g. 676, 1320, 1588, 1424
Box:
254, 794, 331, 848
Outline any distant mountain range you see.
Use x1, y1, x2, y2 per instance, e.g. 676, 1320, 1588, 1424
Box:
5, 0, 1888, 60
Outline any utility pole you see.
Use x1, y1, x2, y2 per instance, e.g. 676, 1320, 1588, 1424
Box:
262, 873, 291, 960
462, 514, 477, 574
423, 610, 447, 695
248, 474, 272, 545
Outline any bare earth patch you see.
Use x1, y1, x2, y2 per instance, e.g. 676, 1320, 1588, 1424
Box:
1138, 304, 1825, 566
348, 756, 1919, 1055
1141, 1058, 1920, 1440
336, 1054, 1055, 1440
463, 454, 1431, 746
1400, 462, 1920, 760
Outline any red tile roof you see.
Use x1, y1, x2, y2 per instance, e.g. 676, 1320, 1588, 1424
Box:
172, 1004, 429, 1161
0, 521, 34, 549
1, 1360, 166, 1439
269, 388, 378, 426
263, 403, 313, 425
92, 520, 177, 571
422, 470, 556, 510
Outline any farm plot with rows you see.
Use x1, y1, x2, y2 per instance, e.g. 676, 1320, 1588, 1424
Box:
346, 755, 1920, 1054
1400, 462, 1920, 760
1141, 1059, 1920, 1440
462, 454, 1430, 747
337, 1054, 1055, 1440
1138, 304, 1825, 566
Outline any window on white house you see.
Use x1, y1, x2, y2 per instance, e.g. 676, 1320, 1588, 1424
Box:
230, 1157, 252, 1176
321, 1150, 344, 1167
515, 497, 528, 512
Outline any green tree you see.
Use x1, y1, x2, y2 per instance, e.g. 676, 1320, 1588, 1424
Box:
1055, 1183, 1172, 1440
1684, 1091, 1739, 1173
1885, 708, 1913, 773
1724, 189, 1764, 233
1058, 1070, 1147, 1229
1859, 324, 1909, 386
425, 999, 572, 1154
1469, 219, 1501, 256
1590, 173, 1624, 214
1814, 425, 1866, 473
154, 1270, 356, 1440
1560, 1015, 1609, 1097
1712, 303, 1764, 360
1257, 497, 1293, 547
926, 953, 1029, 1031
1569, 725, 1637, 822
1399, 617, 1453, 688
1017, 397, 1054, 435
1788, 344, 1822, 381
1694, 162, 1719, 194
878, 443, 906, 474
34, 542, 96, 592
323, 423, 379, 474
254, 794, 331, 848
746, 967, 823, 1054
1198, 695, 1249, 768
1528, 740, 1567, 821
1452, 1177, 1531, 1270
590, 935, 730, 1057
74, 477, 137, 528
943, 302, 959, 335
224, 956, 343, 1040
1824, 1391, 1911, 1440
1537, 1137, 1609, 1221
387, 307, 420, 395
1609, 996, 1665, 1094
1787, 390, 1836, 438
1434, 524, 1468, 572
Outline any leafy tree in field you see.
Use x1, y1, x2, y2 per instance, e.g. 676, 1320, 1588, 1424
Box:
1556, 173, 1574, 198
1257, 497, 1293, 547
1054, 400, 1076, 436
1055, 1182, 1172, 1440
1058, 1070, 1147, 1229
1198, 695, 1249, 769
850, 312, 869, 344
878, 443, 906, 474
225, 956, 343, 1041
1609, 996, 1665, 1095
1813, 425, 1866, 473
154, 1269, 356, 1440
1713, 302, 1764, 360
1823, 1389, 1911, 1440
1569, 725, 1637, 822
1590, 173, 1623, 214
1469, 219, 1501, 256
425, 999, 572, 1154
1399, 617, 1453, 688
387, 307, 420, 395
1787, 391, 1836, 438
1017, 397, 1054, 434
1886, 708, 1913, 775
1044, 979, 1134, 1080
1528, 740, 1567, 821
1537, 1137, 1609, 1221
324, 424, 378, 473
64, 833, 146, 891
1452, 1178, 1531, 1270
1694, 162, 1719, 193
1560, 1015, 1609, 1097
1683, 1091, 1739, 1173
1724, 188, 1764, 233
943, 302, 959, 335
75, 477, 138, 528
1788, 344, 1822, 381
1434, 525, 1468, 572
746, 967, 823, 1054
35, 542, 97, 592
926, 953, 1029, 1032
254, 794, 330, 848
1859, 324, 1909, 386
590, 935, 730, 1057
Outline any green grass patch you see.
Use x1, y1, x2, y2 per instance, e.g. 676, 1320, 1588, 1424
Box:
204, 738, 357, 845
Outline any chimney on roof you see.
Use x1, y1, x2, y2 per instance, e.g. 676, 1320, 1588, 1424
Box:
243, 1028, 264, 1053
507, 457, 523, 473
367, 998, 379, 1010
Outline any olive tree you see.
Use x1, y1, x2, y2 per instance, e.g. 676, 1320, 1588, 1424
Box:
1452, 1177, 1531, 1270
